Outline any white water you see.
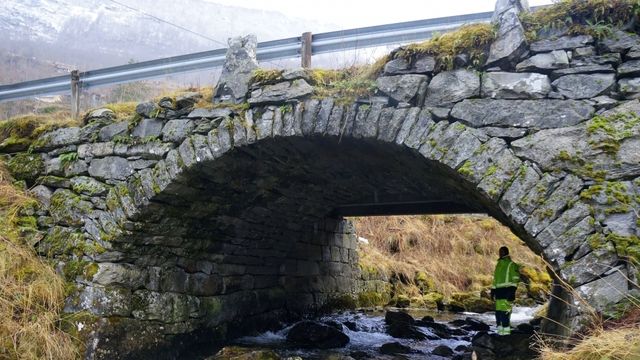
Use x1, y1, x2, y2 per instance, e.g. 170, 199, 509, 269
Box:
233, 306, 540, 359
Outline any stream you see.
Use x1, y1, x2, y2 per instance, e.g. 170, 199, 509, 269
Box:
221, 306, 540, 359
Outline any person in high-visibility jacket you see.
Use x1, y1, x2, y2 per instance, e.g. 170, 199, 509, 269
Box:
490, 246, 520, 336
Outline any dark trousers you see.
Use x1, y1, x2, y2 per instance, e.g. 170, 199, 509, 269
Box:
495, 310, 511, 327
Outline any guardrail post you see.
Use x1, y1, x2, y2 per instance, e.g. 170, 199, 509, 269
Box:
301, 32, 312, 68
70, 70, 80, 120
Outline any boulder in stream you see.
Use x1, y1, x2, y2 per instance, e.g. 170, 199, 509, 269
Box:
286, 321, 350, 349
471, 331, 537, 359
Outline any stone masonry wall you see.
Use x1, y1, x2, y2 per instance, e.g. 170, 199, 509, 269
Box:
2, 2, 640, 358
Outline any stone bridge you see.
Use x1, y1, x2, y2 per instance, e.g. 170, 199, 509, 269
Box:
3, 1, 640, 358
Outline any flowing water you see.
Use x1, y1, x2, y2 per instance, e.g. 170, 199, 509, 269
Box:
228, 306, 540, 359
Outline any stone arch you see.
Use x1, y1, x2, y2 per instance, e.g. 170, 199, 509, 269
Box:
17, 96, 627, 357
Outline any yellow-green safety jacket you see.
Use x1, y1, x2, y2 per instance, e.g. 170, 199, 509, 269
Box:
492, 256, 520, 289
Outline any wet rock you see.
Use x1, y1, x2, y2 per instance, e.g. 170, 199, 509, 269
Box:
551, 73, 616, 99
471, 331, 537, 360
515, 50, 569, 73
531, 35, 593, 53
383, 55, 436, 75
462, 318, 490, 332
214, 34, 259, 103
384, 310, 415, 325
424, 69, 480, 106
49, 189, 93, 227
248, 79, 314, 105
432, 345, 454, 357
481, 72, 551, 99
343, 321, 357, 331
379, 342, 413, 355
211, 346, 280, 360
376, 74, 429, 104
451, 99, 594, 129
286, 321, 350, 349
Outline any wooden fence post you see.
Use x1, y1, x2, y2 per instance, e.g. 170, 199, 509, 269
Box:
70, 70, 80, 120
301, 32, 312, 68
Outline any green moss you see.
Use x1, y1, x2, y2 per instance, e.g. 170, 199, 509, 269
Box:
393, 23, 496, 71
324, 294, 358, 311
84, 263, 99, 280
606, 233, 640, 262
556, 150, 573, 161
414, 271, 435, 293
458, 160, 474, 177
484, 164, 498, 177
585, 112, 640, 155
6, 153, 44, 183
251, 69, 284, 84
59, 152, 78, 167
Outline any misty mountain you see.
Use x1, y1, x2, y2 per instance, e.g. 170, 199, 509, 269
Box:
0, 0, 336, 82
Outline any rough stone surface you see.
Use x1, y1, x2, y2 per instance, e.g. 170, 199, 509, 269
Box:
88, 157, 134, 181
132, 119, 164, 139
551, 73, 616, 99
424, 70, 480, 106
376, 75, 429, 104
248, 79, 313, 105
516, 50, 569, 72
213, 35, 259, 103
530, 35, 594, 53
482, 72, 551, 99
286, 321, 350, 349
451, 99, 594, 128
486, 6, 528, 68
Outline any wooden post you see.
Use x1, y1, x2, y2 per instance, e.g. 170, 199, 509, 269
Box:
301, 32, 312, 68
70, 70, 80, 120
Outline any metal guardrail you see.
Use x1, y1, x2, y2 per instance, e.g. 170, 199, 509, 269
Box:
0, 10, 497, 103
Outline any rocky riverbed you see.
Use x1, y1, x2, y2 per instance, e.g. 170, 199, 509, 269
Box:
207, 306, 541, 359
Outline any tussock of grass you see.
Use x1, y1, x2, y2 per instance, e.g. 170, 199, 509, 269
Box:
520, 0, 640, 40
103, 101, 139, 121
353, 215, 549, 298
0, 115, 77, 151
538, 326, 640, 360
0, 163, 77, 359
392, 23, 496, 71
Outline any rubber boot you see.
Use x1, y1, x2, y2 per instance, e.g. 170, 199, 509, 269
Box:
504, 326, 511, 335
496, 326, 503, 335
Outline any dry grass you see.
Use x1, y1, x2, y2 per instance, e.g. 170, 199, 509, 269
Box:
536, 266, 640, 360
0, 163, 77, 359
353, 215, 548, 297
